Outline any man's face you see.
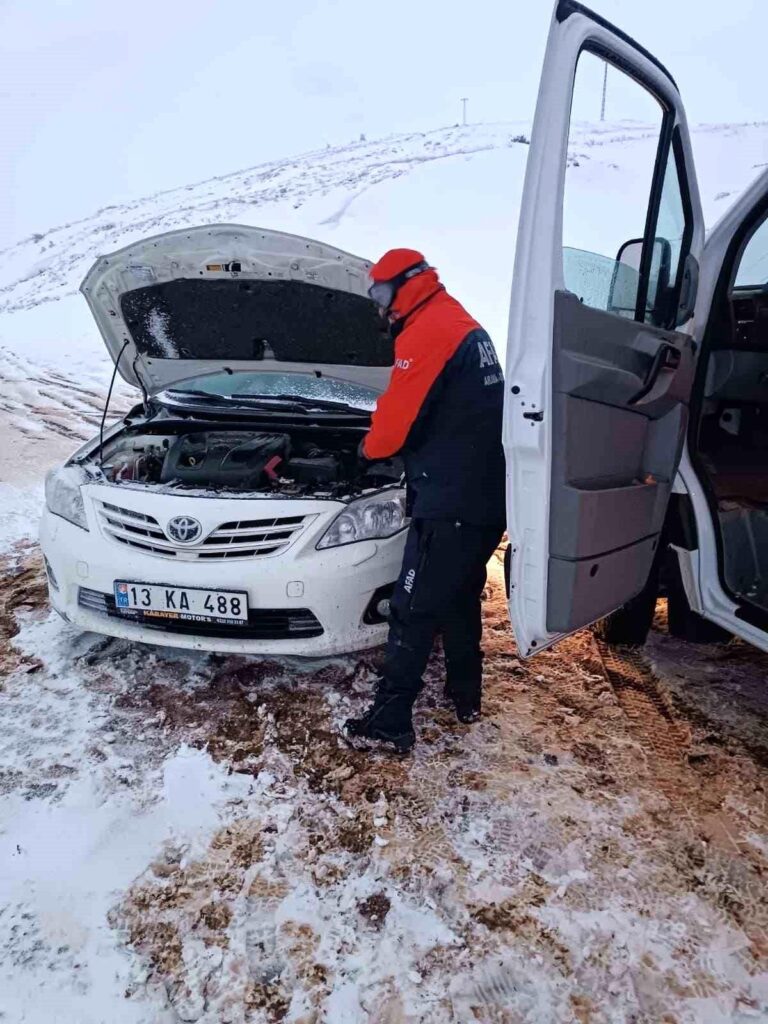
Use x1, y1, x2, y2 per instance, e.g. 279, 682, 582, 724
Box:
368, 278, 396, 315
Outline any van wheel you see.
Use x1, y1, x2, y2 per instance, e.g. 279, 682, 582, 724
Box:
666, 570, 731, 644
593, 569, 659, 647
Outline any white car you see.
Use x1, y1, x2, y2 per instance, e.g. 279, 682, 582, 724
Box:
504, 0, 768, 658
40, 227, 408, 655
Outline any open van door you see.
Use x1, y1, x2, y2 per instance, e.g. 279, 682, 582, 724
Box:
504, 0, 705, 657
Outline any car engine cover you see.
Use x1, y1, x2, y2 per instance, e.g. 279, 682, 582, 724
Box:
160, 432, 290, 489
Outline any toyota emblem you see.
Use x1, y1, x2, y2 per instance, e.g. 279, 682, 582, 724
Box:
166, 515, 203, 544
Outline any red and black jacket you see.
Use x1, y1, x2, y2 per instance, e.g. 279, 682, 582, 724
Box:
363, 271, 506, 526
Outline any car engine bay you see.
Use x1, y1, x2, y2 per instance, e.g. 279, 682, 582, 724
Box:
97, 426, 403, 499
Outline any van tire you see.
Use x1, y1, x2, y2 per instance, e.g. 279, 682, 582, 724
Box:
592, 568, 660, 647
666, 570, 731, 644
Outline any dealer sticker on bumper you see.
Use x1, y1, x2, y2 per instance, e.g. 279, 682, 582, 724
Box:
114, 581, 249, 624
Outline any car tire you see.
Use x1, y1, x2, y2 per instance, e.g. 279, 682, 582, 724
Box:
666, 565, 731, 644
592, 561, 660, 647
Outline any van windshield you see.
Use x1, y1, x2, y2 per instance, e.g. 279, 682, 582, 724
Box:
163, 371, 379, 411
734, 213, 768, 289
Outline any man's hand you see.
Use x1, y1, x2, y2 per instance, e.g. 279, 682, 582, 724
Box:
357, 437, 369, 461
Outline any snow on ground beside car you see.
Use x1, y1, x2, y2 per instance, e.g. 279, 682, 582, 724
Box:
2, 546, 768, 1022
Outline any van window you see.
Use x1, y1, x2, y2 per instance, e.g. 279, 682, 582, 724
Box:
656, 145, 687, 288
562, 51, 663, 316
650, 134, 693, 325
562, 52, 692, 329
734, 213, 768, 288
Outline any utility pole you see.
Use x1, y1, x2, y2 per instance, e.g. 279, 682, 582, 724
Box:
600, 61, 608, 121
461, 97, 468, 126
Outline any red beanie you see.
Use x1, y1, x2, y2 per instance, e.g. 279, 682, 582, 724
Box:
370, 248, 427, 282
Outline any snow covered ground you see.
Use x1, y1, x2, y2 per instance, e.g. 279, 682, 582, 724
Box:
2, 121, 768, 1022
3, 545, 768, 1023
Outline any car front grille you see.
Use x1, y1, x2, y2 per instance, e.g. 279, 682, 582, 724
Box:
97, 501, 310, 560
77, 587, 324, 640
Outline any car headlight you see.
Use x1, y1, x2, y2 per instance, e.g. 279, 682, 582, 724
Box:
44, 465, 89, 531
317, 489, 408, 549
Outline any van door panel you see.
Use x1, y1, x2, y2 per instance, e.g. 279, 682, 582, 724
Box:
504, 2, 704, 656
547, 291, 695, 630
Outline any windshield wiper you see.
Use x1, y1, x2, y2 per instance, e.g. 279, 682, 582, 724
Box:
269, 393, 362, 413
167, 391, 308, 413
167, 390, 364, 414
165, 390, 223, 401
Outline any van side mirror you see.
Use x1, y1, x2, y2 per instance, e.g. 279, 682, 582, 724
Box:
608, 237, 672, 326
676, 253, 699, 326
607, 238, 644, 318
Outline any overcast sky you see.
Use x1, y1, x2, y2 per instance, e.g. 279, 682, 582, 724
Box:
2, 0, 767, 243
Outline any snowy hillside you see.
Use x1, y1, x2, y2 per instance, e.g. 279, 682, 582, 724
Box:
1, 119, 767, 496
3, 120, 768, 370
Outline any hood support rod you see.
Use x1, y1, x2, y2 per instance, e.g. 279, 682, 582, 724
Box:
132, 355, 151, 414
99, 339, 129, 466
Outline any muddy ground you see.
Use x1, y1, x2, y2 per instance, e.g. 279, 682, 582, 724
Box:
1, 542, 767, 1023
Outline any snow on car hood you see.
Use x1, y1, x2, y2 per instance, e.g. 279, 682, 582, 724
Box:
81, 224, 393, 396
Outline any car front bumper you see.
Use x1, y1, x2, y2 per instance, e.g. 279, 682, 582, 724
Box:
40, 493, 404, 656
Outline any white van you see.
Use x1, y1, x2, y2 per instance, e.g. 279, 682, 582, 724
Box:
505, 1, 768, 657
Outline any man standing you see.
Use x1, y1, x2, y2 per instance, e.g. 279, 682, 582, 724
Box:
344, 249, 506, 754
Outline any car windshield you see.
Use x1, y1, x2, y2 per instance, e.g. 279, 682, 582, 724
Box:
164, 371, 379, 411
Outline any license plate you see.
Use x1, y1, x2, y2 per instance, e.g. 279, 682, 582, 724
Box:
113, 581, 248, 624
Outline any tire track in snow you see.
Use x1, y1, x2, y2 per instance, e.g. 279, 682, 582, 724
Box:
0, 348, 133, 447
594, 637, 768, 957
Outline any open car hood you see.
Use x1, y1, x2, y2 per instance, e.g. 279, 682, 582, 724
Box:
81, 224, 392, 396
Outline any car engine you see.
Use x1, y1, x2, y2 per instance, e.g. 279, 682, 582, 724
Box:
159, 432, 290, 489
99, 428, 402, 497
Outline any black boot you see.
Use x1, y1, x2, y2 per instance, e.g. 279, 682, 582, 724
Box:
444, 680, 481, 724
343, 682, 416, 754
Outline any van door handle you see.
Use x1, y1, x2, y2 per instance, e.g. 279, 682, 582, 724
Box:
628, 343, 681, 405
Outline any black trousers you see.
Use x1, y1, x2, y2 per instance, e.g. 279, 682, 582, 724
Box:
381, 518, 504, 699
